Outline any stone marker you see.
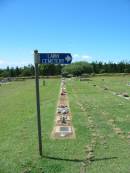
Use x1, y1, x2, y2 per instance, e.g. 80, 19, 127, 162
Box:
122, 92, 129, 97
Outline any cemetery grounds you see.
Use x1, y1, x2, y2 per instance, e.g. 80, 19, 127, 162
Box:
0, 75, 130, 172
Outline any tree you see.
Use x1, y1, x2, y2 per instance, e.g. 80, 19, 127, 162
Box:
62, 61, 93, 76
15, 66, 21, 76
21, 66, 32, 76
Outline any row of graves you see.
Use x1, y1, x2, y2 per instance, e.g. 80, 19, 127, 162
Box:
52, 78, 75, 138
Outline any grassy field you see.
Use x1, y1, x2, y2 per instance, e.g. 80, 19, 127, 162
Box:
1, 76, 130, 172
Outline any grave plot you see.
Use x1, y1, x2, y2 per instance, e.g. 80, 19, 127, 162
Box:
113, 92, 130, 100
92, 81, 130, 100
51, 78, 75, 138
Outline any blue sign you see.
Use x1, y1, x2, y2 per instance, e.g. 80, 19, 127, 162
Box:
39, 53, 72, 64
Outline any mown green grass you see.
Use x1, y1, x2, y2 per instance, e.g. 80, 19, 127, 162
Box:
67, 76, 130, 173
0, 79, 90, 173
1, 76, 130, 173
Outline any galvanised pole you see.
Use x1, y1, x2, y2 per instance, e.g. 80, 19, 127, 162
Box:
34, 50, 43, 156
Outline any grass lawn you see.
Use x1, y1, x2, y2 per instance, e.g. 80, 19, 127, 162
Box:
1, 76, 130, 172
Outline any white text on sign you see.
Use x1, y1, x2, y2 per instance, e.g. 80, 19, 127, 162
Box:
41, 59, 65, 64
48, 54, 60, 59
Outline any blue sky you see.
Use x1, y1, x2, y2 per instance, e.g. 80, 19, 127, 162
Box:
0, 0, 130, 68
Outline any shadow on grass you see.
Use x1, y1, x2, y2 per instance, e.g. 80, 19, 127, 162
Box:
92, 156, 118, 162
43, 155, 118, 163
43, 155, 83, 162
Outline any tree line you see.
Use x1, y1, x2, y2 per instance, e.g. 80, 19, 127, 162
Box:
0, 61, 130, 78
0, 64, 62, 77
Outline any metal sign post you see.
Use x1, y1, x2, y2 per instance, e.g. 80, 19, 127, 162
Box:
34, 50, 72, 156
34, 50, 42, 156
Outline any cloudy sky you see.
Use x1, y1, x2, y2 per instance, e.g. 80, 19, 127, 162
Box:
0, 0, 130, 68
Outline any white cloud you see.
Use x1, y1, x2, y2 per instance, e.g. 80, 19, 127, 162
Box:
0, 59, 33, 68
81, 55, 92, 61
0, 60, 6, 65
73, 54, 79, 58
72, 54, 93, 62
11, 61, 32, 66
